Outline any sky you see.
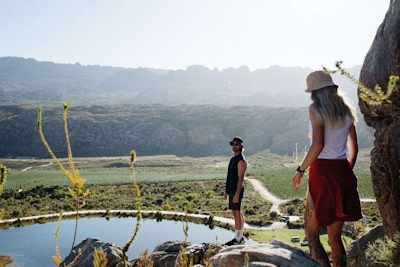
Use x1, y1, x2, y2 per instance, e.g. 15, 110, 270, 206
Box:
0, 0, 391, 71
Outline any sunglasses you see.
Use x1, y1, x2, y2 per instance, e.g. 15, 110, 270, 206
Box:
231, 143, 241, 147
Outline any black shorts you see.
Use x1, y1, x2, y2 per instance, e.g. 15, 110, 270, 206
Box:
228, 187, 244, 210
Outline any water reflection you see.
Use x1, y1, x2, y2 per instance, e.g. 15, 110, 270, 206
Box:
0, 217, 255, 267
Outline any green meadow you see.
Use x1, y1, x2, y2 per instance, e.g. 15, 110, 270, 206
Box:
2, 148, 374, 198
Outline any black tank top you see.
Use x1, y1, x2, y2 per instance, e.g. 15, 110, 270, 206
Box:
225, 154, 245, 194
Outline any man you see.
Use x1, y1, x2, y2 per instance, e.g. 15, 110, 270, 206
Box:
224, 136, 247, 246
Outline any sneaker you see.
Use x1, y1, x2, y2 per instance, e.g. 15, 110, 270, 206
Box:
224, 237, 245, 246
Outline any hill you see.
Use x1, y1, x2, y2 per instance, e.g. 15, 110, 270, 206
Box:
0, 57, 371, 158
0, 57, 361, 107
0, 104, 373, 158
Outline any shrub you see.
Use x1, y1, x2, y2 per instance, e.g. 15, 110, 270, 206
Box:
204, 190, 215, 198
287, 220, 304, 229
245, 208, 255, 215
186, 193, 199, 202
182, 200, 190, 207
366, 233, 400, 266
287, 206, 295, 215
51, 189, 69, 199
12, 209, 21, 217
154, 198, 163, 205
163, 203, 172, 211
173, 194, 185, 201
31, 199, 41, 204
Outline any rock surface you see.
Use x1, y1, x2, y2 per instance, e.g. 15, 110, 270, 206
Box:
61, 238, 322, 267
149, 240, 191, 267
59, 237, 127, 267
359, 0, 400, 238
211, 240, 320, 267
63, 230, 394, 267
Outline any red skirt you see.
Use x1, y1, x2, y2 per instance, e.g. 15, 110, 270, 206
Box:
308, 159, 362, 227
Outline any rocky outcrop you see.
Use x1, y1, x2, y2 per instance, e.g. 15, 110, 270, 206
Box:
149, 240, 191, 267
63, 231, 396, 267
211, 240, 320, 267
62, 238, 321, 267
145, 241, 221, 267
59, 237, 127, 267
358, 0, 400, 238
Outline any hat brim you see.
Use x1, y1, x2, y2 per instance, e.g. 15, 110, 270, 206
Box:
229, 141, 242, 145
305, 81, 338, 92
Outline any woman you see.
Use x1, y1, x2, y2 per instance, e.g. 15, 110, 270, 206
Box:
292, 71, 362, 267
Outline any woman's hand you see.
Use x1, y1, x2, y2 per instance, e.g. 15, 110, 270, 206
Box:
292, 171, 303, 191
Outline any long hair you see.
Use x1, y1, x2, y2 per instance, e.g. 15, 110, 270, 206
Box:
311, 86, 357, 128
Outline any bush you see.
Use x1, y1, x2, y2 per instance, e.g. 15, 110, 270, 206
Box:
163, 203, 171, 211
12, 209, 21, 217
173, 194, 185, 201
287, 206, 295, 215
366, 233, 400, 266
186, 193, 199, 202
154, 198, 163, 205
50, 189, 69, 199
245, 208, 255, 215
204, 190, 215, 198
287, 220, 304, 229
270, 211, 278, 220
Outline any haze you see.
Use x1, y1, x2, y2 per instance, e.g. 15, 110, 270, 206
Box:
0, 0, 390, 70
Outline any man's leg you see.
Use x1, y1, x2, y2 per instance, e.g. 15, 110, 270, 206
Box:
232, 210, 243, 231
240, 209, 244, 239
232, 209, 243, 240
327, 221, 346, 267
225, 195, 244, 245
305, 202, 330, 267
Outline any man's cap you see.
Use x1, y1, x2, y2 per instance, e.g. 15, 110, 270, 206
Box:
305, 70, 338, 92
229, 136, 243, 145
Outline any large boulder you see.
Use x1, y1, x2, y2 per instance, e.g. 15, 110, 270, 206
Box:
150, 240, 191, 267
211, 240, 321, 267
359, 0, 400, 238
59, 237, 127, 267
148, 240, 222, 267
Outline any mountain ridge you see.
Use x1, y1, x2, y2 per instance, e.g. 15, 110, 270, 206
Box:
0, 57, 361, 107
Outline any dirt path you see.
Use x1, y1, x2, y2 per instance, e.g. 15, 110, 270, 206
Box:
245, 177, 287, 215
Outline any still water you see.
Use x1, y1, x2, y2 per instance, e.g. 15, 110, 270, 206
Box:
0, 217, 255, 267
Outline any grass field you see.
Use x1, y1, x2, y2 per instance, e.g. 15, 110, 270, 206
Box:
248, 227, 355, 254
1, 148, 375, 199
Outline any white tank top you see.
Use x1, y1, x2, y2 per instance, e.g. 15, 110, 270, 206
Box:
309, 115, 352, 159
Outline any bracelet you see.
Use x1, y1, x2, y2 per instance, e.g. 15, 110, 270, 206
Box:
296, 166, 305, 174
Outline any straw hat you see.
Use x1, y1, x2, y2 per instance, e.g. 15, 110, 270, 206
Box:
305, 71, 338, 92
